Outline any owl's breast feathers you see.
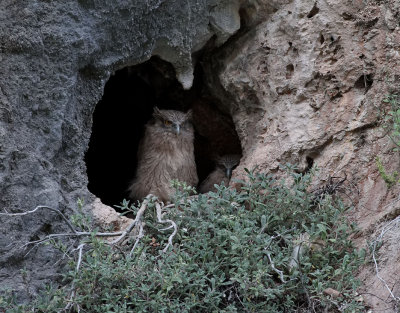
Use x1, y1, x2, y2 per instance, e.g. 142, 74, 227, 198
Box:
129, 121, 198, 202
144, 125, 197, 182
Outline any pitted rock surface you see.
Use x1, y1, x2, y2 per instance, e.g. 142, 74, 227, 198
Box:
204, 0, 400, 310
1, 0, 400, 310
0, 0, 240, 302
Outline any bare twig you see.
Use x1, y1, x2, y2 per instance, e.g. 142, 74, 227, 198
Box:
311, 174, 347, 202
371, 216, 400, 306
1, 196, 180, 312
163, 203, 175, 210
0, 207, 127, 243
0, 205, 78, 234
20, 232, 122, 249
155, 202, 177, 253
264, 229, 294, 251
64, 244, 85, 313
233, 285, 249, 312
130, 221, 144, 256
110, 194, 155, 245
74, 244, 85, 272
1, 195, 176, 254
266, 251, 286, 283
288, 233, 311, 271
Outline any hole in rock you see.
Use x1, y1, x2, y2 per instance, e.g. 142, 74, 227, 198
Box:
286, 64, 294, 79
354, 74, 373, 92
85, 56, 242, 207
307, 4, 319, 18
238, 8, 251, 29
296, 155, 314, 175
319, 33, 325, 44
296, 156, 315, 175
341, 12, 353, 20
40, 223, 52, 235
306, 156, 314, 171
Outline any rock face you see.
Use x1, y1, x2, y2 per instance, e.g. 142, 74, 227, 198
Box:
1, 0, 400, 310
0, 0, 240, 302
203, 0, 400, 311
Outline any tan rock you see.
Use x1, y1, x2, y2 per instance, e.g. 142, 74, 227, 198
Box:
204, 0, 400, 311
91, 198, 132, 232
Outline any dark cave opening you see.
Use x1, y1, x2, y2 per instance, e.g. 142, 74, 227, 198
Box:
85, 56, 242, 208
354, 73, 373, 93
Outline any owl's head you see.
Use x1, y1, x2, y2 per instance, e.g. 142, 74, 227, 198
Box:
216, 154, 241, 179
153, 107, 193, 135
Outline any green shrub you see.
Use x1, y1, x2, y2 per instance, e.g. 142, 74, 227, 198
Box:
377, 94, 400, 187
383, 94, 400, 150
376, 156, 399, 188
2, 166, 365, 312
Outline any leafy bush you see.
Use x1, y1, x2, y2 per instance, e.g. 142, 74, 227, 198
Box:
383, 94, 400, 150
2, 166, 365, 312
376, 156, 399, 188
377, 94, 400, 187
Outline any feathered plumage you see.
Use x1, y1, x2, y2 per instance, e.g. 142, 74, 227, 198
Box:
199, 154, 241, 193
128, 107, 198, 202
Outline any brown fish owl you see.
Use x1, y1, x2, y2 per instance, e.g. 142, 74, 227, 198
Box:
128, 107, 198, 202
199, 154, 241, 193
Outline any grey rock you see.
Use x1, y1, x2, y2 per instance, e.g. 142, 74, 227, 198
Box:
0, 0, 240, 302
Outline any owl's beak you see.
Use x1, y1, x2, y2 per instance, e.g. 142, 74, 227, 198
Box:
226, 167, 232, 179
174, 124, 180, 135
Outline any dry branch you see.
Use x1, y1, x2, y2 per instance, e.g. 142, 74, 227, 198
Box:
0, 194, 178, 254
0, 205, 78, 234
155, 202, 178, 252
130, 220, 144, 256
311, 174, 347, 200
371, 215, 400, 307
110, 194, 155, 245
266, 251, 286, 283
1, 195, 180, 311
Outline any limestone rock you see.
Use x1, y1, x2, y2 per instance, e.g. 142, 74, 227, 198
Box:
2, 0, 400, 310
0, 0, 241, 302
91, 198, 132, 232
204, 0, 400, 310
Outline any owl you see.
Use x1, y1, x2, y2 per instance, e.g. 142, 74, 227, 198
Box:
199, 154, 241, 193
128, 107, 198, 202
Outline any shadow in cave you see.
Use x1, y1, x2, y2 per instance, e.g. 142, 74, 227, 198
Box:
85, 56, 242, 208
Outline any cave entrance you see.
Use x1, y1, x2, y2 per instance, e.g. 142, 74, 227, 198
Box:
85, 56, 242, 207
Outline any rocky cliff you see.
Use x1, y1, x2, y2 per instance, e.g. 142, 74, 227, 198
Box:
1, 0, 399, 310
205, 0, 400, 310
0, 0, 240, 302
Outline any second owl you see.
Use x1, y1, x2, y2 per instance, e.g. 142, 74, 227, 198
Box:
128, 107, 198, 202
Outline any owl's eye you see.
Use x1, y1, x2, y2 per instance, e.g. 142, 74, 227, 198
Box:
164, 120, 172, 127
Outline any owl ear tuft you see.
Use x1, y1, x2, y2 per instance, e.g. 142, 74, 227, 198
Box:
185, 109, 193, 120
153, 107, 162, 118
